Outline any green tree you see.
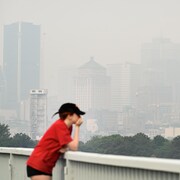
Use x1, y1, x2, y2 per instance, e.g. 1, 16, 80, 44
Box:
128, 133, 153, 156
80, 133, 154, 156
11, 133, 37, 148
169, 136, 180, 159
114, 136, 134, 155
153, 135, 167, 147
80, 134, 130, 155
0, 123, 11, 146
95, 135, 124, 154
79, 135, 103, 153
80, 133, 180, 159
152, 135, 170, 158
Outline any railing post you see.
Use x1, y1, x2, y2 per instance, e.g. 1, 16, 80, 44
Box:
8, 153, 14, 180
64, 159, 73, 180
53, 157, 66, 180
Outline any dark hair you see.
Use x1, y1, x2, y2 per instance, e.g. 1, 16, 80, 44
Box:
59, 112, 74, 120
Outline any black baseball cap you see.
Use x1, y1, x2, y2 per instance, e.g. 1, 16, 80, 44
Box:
53, 103, 85, 116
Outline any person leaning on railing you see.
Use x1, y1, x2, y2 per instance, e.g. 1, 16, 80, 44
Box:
26, 103, 85, 180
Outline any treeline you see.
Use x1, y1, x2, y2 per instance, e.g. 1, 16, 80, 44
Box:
1, 123, 180, 159
79, 133, 180, 159
0, 123, 37, 148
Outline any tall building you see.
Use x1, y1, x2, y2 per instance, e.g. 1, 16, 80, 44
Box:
3, 22, 40, 109
0, 66, 5, 108
107, 63, 141, 112
140, 38, 180, 125
75, 58, 110, 111
30, 89, 48, 140
57, 66, 76, 103
141, 38, 180, 86
141, 38, 180, 104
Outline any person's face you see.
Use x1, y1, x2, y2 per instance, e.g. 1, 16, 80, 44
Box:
70, 113, 80, 124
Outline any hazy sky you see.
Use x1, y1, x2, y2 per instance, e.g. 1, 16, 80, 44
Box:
0, 0, 180, 95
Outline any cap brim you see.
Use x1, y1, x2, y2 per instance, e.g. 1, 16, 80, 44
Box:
78, 111, 86, 115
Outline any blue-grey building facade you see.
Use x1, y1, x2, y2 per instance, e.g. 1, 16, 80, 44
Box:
3, 22, 40, 110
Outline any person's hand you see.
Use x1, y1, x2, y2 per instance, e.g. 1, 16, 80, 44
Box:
76, 117, 83, 127
59, 146, 68, 153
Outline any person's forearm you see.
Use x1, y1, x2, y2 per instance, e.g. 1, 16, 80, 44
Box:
68, 125, 80, 151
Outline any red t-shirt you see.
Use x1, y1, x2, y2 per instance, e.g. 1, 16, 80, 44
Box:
27, 119, 73, 174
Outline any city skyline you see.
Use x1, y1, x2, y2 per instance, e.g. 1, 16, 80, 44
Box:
1, 1, 180, 139
0, 0, 180, 95
1, 41, 180, 139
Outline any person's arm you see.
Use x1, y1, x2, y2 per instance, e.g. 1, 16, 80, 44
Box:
59, 145, 68, 153
67, 118, 83, 151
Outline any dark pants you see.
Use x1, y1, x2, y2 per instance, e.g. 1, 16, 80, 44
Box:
26, 165, 52, 177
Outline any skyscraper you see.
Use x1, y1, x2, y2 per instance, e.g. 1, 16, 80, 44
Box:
107, 63, 141, 112
141, 38, 180, 105
30, 89, 48, 140
140, 38, 180, 125
3, 22, 40, 109
0, 66, 5, 108
75, 58, 110, 111
141, 38, 180, 86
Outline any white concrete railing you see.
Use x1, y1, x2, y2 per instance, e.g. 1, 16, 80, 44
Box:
0, 147, 180, 180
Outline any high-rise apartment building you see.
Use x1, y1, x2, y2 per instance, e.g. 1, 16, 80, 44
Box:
75, 58, 110, 111
30, 89, 47, 140
3, 22, 40, 109
107, 63, 141, 112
